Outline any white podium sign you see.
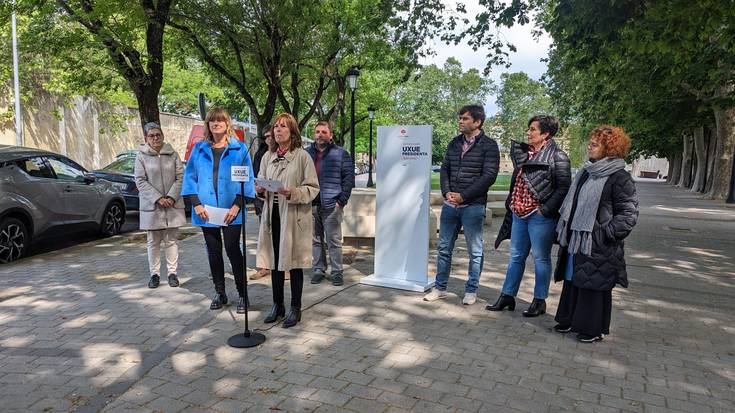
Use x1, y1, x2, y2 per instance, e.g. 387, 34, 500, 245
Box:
360, 125, 434, 292
231, 166, 250, 182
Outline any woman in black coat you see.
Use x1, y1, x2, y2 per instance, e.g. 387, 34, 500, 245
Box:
553, 125, 639, 343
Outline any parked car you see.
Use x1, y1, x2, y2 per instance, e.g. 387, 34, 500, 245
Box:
94, 152, 193, 214
92, 157, 139, 210
0, 145, 126, 263
115, 150, 138, 160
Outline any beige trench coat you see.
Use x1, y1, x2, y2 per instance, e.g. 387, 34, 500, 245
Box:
134, 143, 186, 230
256, 148, 319, 271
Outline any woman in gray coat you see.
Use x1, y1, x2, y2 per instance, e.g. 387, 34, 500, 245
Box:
134, 122, 187, 288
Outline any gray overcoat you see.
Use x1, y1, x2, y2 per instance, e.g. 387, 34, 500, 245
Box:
134, 143, 186, 230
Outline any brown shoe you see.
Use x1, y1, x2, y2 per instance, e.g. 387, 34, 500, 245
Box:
250, 268, 270, 280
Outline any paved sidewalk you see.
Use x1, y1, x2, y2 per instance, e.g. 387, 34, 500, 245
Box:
1, 180, 734, 412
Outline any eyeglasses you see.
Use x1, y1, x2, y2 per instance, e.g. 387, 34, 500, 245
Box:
147, 133, 163, 139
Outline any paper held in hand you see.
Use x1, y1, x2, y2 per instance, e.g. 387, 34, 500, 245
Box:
204, 205, 230, 226
255, 178, 284, 192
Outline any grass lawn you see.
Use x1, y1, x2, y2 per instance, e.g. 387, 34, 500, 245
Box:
430, 172, 510, 192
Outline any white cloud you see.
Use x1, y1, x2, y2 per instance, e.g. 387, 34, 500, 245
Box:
418, 0, 552, 115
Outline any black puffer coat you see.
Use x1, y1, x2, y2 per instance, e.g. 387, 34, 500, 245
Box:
494, 139, 571, 248
553, 169, 639, 290
440, 131, 500, 206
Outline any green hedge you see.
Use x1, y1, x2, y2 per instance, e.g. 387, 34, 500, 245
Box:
430, 172, 511, 191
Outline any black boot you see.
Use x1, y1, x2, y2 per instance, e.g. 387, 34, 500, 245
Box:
236, 296, 248, 314
283, 308, 301, 328
210, 293, 228, 310
522, 298, 546, 317
486, 294, 516, 311
263, 303, 285, 323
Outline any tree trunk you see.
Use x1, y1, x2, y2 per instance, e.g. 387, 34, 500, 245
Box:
669, 151, 682, 185
134, 85, 161, 128
705, 104, 735, 200
704, 126, 717, 194
666, 155, 675, 183
690, 126, 706, 192
677, 133, 692, 188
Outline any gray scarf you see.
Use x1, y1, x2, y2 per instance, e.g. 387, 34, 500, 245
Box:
556, 157, 626, 256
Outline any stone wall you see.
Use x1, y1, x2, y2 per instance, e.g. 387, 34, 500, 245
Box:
1, 90, 200, 170
632, 155, 669, 179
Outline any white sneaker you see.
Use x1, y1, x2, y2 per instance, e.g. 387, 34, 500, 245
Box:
462, 292, 477, 305
423, 289, 448, 301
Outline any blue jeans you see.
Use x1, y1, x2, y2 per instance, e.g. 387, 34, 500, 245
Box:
501, 211, 557, 299
435, 203, 486, 293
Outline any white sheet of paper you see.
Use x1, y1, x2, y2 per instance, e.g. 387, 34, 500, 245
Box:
204, 205, 230, 226
255, 178, 284, 192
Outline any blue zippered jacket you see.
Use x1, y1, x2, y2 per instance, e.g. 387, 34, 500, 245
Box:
182, 137, 255, 227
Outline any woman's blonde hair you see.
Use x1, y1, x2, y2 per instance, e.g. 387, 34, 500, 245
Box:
204, 107, 236, 144
268, 112, 303, 152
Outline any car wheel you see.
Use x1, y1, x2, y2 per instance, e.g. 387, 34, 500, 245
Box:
0, 217, 29, 264
99, 201, 125, 237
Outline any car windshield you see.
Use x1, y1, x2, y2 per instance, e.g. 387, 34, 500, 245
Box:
102, 158, 135, 174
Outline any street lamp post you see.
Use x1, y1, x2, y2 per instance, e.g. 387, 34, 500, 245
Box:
367, 105, 375, 187
346, 66, 360, 162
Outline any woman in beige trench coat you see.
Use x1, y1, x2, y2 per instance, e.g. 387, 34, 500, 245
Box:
256, 112, 319, 328
134, 122, 186, 289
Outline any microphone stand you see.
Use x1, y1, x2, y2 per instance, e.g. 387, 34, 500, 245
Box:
228, 157, 266, 348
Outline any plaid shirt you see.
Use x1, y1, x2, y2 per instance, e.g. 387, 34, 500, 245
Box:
511, 144, 543, 217
461, 135, 477, 159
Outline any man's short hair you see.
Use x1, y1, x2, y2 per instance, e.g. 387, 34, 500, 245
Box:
528, 115, 559, 139
458, 105, 486, 127
315, 121, 333, 134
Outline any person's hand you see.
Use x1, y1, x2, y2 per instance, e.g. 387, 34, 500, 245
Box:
453, 193, 464, 204
156, 197, 170, 207
194, 204, 209, 221
277, 187, 292, 199
255, 183, 266, 194
224, 204, 240, 225
445, 192, 459, 205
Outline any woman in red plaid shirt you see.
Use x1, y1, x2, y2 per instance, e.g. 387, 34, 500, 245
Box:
488, 115, 571, 317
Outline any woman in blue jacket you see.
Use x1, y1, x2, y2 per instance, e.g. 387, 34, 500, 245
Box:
182, 107, 255, 313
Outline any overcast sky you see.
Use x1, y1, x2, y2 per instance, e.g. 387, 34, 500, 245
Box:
419, 1, 553, 116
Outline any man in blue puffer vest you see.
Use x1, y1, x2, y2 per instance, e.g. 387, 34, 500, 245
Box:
306, 121, 355, 286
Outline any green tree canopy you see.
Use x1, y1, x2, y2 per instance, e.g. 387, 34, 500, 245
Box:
393, 58, 494, 163
494, 72, 553, 147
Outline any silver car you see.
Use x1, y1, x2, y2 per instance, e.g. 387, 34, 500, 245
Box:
0, 145, 126, 263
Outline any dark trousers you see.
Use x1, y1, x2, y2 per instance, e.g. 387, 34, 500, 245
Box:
271, 203, 303, 309
555, 280, 612, 336
202, 225, 245, 297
